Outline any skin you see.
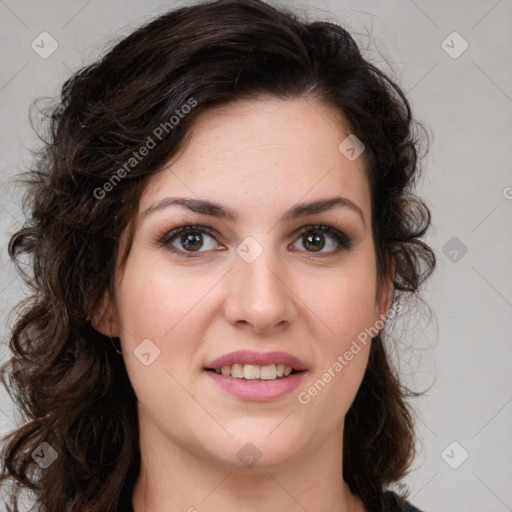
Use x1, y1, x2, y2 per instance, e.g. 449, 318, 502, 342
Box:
96, 96, 394, 512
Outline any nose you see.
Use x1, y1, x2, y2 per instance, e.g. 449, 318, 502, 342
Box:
223, 241, 297, 335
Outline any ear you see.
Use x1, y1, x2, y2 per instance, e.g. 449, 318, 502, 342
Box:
90, 289, 120, 338
374, 251, 396, 323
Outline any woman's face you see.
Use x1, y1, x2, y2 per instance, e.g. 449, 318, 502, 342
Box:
107, 96, 392, 470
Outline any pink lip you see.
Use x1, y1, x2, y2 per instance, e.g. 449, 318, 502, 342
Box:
205, 371, 307, 401
204, 350, 308, 371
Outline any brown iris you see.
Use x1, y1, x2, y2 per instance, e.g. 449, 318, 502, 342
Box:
302, 232, 325, 252
181, 232, 203, 251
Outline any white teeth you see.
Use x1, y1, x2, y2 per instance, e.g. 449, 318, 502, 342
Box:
243, 364, 260, 380
260, 364, 276, 380
231, 363, 244, 379
212, 363, 294, 380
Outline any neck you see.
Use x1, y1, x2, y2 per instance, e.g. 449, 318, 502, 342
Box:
131, 414, 364, 512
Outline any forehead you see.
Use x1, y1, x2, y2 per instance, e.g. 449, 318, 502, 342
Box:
139, 96, 371, 222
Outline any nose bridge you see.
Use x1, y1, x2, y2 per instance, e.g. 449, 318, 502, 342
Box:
224, 234, 295, 332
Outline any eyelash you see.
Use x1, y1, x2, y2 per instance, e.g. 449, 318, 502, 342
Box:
156, 223, 352, 259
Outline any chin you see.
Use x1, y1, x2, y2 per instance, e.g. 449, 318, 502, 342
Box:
199, 423, 307, 470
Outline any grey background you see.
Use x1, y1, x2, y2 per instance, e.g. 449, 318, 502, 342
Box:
1, 1, 511, 511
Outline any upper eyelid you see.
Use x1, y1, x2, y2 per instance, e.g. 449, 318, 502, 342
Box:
161, 222, 343, 236
158, 223, 350, 247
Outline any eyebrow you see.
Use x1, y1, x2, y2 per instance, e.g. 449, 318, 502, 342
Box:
140, 196, 365, 226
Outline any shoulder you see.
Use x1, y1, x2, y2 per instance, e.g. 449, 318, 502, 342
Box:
383, 490, 426, 512
402, 502, 424, 512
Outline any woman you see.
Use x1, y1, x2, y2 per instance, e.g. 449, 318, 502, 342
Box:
0, 1, 436, 511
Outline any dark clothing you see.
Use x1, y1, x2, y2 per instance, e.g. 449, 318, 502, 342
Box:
383, 490, 425, 512
115, 490, 424, 512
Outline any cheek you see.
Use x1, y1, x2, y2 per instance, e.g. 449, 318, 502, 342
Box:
296, 255, 378, 410
115, 252, 214, 344
114, 255, 211, 430
114, 250, 231, 394
298, 286, 373, 428
304, 254, 379, 347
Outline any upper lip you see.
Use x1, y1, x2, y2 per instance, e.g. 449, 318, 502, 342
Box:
205, 350, 307, 371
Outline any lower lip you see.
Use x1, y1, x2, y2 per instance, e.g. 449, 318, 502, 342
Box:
205, 370, 307, 401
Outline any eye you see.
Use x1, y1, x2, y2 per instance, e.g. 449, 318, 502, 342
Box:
156, 223, 352, 258
157, 224, 220, 255
291, 224, 352, 256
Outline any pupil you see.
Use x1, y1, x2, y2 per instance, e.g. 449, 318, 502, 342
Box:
304, 232, 324, 252
182, 233, 202, 251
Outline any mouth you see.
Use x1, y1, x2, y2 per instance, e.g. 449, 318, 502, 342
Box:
204, 363, 304, 380
203, 351, 308, 401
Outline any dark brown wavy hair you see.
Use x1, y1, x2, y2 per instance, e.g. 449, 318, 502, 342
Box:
0, 1, 436, 511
